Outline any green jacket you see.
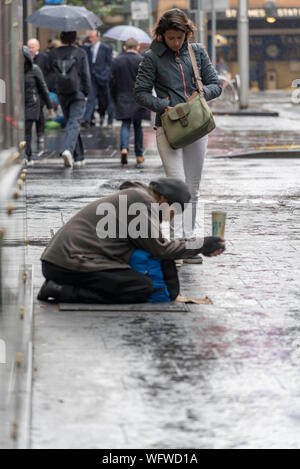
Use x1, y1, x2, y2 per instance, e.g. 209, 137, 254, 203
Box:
135, 40, 222, 126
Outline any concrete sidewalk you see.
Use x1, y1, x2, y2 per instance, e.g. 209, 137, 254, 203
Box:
27, 113, 300, 448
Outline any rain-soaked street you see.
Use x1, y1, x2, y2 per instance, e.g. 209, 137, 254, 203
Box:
27, 91, 300, 449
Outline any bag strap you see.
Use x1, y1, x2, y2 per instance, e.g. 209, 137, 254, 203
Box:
188, 43, 204, 97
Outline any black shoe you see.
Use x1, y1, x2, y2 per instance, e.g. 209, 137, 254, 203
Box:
121, 150, 128, 165
81, 121, 90, 129
37, 280, 63, 302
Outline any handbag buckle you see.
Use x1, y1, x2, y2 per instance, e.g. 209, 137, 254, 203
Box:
176, 106, 189, 127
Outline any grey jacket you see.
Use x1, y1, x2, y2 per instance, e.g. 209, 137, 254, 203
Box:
134, 40, 222, 126
41, 181, 204, 272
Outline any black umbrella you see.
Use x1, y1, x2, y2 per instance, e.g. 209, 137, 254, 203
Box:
26, 5, 102, 31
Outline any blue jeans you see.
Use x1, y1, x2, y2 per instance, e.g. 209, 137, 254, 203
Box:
120, 119, 143, 157
59, 98, 86, 162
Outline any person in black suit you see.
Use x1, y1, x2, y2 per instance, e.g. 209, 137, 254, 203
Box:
27, 38, 51, 152
82, 30, 112, 127
110, 38, 150, 168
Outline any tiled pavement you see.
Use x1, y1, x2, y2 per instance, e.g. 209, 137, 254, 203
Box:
27, 111, 300, 448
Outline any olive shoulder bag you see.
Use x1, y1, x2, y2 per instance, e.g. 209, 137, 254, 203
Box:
160, 43, 216, 150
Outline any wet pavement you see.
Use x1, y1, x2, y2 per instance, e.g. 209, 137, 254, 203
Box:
26, 92, 300, 449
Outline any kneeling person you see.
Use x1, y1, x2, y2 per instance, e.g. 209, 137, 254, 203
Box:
38, 178, 225, 304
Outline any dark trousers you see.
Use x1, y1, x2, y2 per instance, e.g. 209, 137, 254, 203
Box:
83, 78, 108, 123
120, 119, 143, 157
25, 119, 36, 160
59, 97, 86, 162
106, 85, 114, 125
42, 260, 154, 304
35, 103, 45, 140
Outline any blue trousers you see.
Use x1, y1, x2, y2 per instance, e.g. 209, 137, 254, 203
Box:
59, 97, 86, 162
120, 119, 143, 157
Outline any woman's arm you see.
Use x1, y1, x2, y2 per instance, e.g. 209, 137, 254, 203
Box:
134, 53, 170, 114
196, 46, 222, 101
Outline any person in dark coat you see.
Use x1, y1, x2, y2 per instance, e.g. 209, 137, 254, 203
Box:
48, 31, 91, 169
110, 38, 150, 168
27, 38, 51, 152
23, 46, 53, 166
82, 30, 112, 127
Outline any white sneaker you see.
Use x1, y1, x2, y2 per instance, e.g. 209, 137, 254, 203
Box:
175, 259, 184, 266
61, 150, 73, 168
25, 159, 34, 167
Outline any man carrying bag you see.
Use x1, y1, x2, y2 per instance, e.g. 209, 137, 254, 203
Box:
49, 31, 91, 169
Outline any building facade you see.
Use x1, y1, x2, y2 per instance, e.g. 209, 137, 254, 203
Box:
157, 0, 300, 89
218, 0, 300, 89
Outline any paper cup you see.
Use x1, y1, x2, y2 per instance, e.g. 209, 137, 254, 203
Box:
212, 211, 227, 238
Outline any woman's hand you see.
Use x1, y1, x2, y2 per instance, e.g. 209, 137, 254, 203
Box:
200, 237, 226, 257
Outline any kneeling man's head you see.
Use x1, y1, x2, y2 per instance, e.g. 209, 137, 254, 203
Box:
149, 178, 191, 210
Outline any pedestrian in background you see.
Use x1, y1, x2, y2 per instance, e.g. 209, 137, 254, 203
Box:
135, 8, 222, 263
23, 46, 53, 166
49, 31, 91, 169
216, 56, 231, 80
110, 38, 150, 168
82, 30, 112, 128
27, 38, 51, 153
45, 39, 62, 93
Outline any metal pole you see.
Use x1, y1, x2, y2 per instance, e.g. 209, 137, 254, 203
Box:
23, 0, 28, 45
211, 0, 217, 66
197, 0, 206, 44
238, 0, 249, 109
148, 0, 153, 32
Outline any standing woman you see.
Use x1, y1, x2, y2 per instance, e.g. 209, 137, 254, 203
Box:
135, 8, 222, 262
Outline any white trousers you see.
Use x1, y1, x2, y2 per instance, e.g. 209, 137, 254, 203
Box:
156, 126, 208, 237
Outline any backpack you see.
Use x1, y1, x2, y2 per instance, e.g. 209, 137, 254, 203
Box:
53, 48, 80, 95
129, 249, 179, 303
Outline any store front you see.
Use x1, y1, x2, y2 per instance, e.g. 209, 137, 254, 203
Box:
211, 1, 300, 89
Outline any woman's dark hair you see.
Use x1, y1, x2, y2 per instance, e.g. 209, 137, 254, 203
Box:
153, 8, 196, 40
60, 31, 77, 45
